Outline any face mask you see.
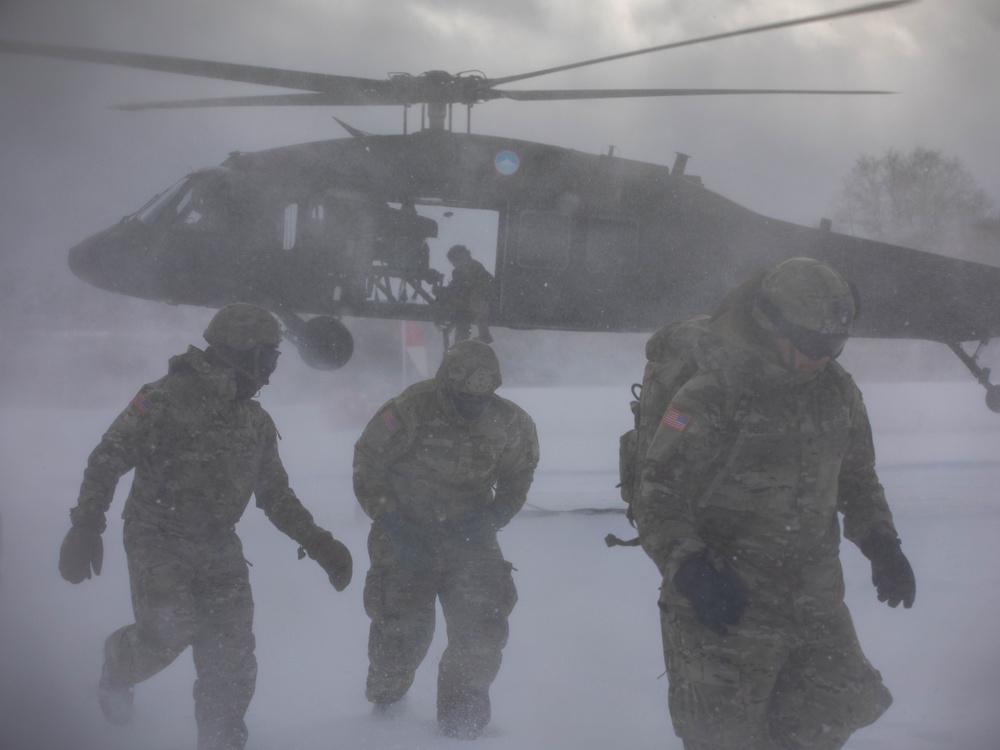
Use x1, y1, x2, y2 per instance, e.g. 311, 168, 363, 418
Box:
449, 389, 491, 420
774, 338, 831, 381
214, 345, 280, 399
255, 345, 281, 379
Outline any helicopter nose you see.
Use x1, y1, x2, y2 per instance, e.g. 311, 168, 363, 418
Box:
68, 227, 113, 285
67, 223, 143, 292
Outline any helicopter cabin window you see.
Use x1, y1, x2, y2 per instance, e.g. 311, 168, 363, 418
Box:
298, 204, 330, 250
517, 211, 571, 270
283, 204, 299, 250
585, 217, 639, 275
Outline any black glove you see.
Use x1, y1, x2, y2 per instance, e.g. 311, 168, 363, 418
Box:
672, 550, 748, 635
455, 505, 510, 547
860, 531, 915, 609
382, 512, 435, 572
59, 525, 104, 583
301, 531, 353, 591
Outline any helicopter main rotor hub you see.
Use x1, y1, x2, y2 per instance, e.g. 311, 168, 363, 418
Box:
388, 70, 492, 106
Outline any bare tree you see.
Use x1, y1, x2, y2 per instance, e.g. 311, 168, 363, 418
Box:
834, 146, 997, 263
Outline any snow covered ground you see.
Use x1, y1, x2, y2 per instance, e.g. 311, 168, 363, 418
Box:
2, 379, 999, 750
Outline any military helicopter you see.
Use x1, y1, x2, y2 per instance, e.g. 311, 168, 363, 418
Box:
3, 0, 1000, 410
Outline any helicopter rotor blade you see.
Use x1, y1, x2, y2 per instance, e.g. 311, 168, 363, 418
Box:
114, 92, 401, 111
0, 0, 914, 111
114, 85, 894, 111
500, 87, 895, 101
485, 0, 915, 88
0, 39, 397, 100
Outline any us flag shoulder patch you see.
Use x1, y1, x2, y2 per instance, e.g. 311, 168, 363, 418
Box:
380, 408, 400, 432
661, 406, 691, 432
130, 391, 153, 415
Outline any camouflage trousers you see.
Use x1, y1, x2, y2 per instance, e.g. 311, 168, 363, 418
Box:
449, 294, 491, 342
659, 598, 891, 750
363, 526, 517, 736
105, 521, 257, 750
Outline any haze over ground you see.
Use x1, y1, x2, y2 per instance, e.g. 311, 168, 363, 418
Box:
1, 3, 999, 747
2, 377, 1000, 749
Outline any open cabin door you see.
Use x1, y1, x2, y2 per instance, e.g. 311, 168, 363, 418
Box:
246, 190, 440, 314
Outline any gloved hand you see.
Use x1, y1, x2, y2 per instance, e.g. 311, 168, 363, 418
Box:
59, 525, 104, 583
301, 531, 353, 591
860, 531, 915, 608
672, 550, 748, 635
455, 505, 510, 547
382, 512, 434, 572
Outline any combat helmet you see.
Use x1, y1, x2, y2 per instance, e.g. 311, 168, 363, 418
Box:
204, 303, 282, 350
752, 257, 857, 360
447, 244, 472, 263
436, 340, 501, 419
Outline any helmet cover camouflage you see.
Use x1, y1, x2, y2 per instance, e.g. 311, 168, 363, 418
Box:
754, 258, 855, 333
436, 340, 502, 396
752, 258, 856, 359
204, 303, 282, 351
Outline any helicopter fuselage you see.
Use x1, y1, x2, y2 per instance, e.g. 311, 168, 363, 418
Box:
68, 128, 1000, 346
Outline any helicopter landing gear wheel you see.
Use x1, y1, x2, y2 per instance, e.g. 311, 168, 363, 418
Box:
946, 341, 1000, 415
986, 385, 1000, 414
297, 316, 354, 370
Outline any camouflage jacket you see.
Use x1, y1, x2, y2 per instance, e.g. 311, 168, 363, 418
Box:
634, 305, 896, 614
353, 380, 539, 531
447, 259, 493, 301
72, 346, 323, 545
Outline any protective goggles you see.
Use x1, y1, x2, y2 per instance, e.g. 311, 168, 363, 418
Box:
256, 345, 281, 374
756, 295, 850, 360
227, 345, 280, 378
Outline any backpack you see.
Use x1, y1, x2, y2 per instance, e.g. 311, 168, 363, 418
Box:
606, 315, 710, 548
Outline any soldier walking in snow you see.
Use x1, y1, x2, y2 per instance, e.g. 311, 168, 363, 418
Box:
57, 303, 353, 750
633, 258, 916, 750
353, 340, 538, 739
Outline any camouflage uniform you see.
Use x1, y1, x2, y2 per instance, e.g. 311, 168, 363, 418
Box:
634, 274, 899, 750
70, 345, 337, 750
443, 245, 494, 343
354, 341, 538, 738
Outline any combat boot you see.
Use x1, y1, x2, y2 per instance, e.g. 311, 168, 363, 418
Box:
98, 663, 134, 725
438, 685, 490, 740
371, 696, 406, 720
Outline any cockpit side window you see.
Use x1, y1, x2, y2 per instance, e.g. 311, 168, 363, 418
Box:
134, 175, 232, 232
176, 179, 231, 232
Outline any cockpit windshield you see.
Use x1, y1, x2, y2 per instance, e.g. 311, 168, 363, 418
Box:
133, 177, 192, 226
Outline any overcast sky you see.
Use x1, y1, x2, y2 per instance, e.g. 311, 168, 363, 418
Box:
1, 0, 998, 334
